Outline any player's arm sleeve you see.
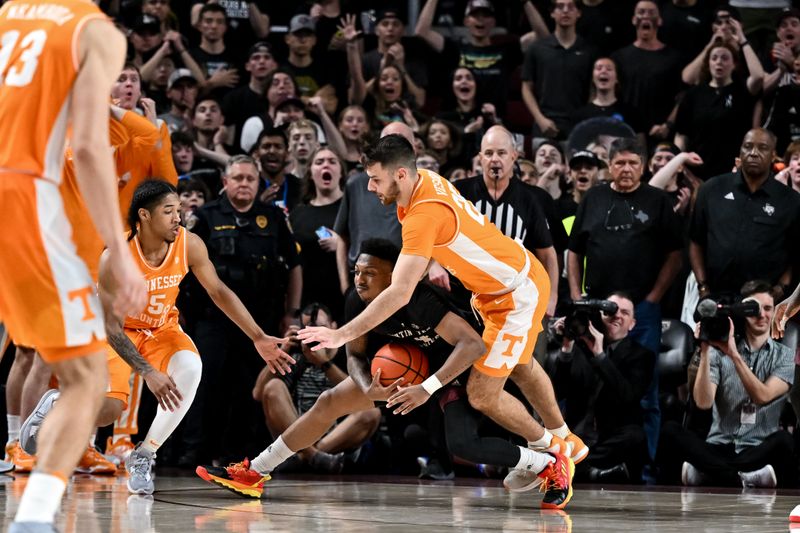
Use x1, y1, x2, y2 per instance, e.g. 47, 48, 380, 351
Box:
400, 202, 453, 259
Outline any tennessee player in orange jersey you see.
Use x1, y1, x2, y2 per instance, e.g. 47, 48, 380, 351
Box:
93, 178, 292, 495
298, 130, 576, 509
110, 63, 178, 219
0, 1, 148, 530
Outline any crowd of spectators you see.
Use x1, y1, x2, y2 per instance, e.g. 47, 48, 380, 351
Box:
12, 0, 800, 486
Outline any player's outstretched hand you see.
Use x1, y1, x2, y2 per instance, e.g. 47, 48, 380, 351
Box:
109, 250, 147, 320
144, 370, 182, 412
254, 334, 295, 375
386, 384, 430, 415
365, 369, 404, 402
297, 325, 344, 351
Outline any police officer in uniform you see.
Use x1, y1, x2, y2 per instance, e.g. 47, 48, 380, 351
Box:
180, 154, 302, 465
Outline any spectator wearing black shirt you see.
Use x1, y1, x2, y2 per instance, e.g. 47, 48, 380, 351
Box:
611, 1, 684, 137
191, 1, 269, 58
765, 55, 800, 153
290, 148, 346, 320
571, 57, 644, 135
363, 7, 429, 109
549, 293, 654, 482
690, 128, 800, 300
221, 42, 278, 154
191, 97, 229, 168
521, 0, 598, 139
556, 150, 603, 223
128, 14, 165, 70
191, 4, 239, 97
415, 0, 550, 118
251, 128, 303, 213
284, 15, 338, 115
567, 137, 683, 458
436, 67, 496, 159
576, 0, 635, 56
680, 7, 743, 87
421, 119, 467, 177
456, 126, 559, 317
659, 0, 713, 65
674, 39, 765, 180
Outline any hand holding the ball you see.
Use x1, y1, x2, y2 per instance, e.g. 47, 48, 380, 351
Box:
386, 384, 430, 415
364, 368, 404, 402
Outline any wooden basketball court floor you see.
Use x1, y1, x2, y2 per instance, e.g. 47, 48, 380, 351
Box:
0, 472, 795, 532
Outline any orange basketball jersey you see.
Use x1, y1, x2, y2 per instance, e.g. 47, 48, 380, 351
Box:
125, 226, 189, 331
0, 0, 107, 182
398, 169, 539, 296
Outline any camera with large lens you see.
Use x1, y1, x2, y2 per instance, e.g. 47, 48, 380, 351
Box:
694, 297, 761, 343
562, 299, 618, 340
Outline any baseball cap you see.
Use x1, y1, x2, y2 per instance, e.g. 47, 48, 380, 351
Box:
569, 150, 604, 169
132, 14, 160, 35
465, 0, 495, 18
289, 14, 316, 34
777, 8, 800, 28
167, 69, 197, 91
376, 7, 403, 24
248, 41, 273, 59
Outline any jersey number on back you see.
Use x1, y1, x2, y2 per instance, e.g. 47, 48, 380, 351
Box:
0, 30, 47, 87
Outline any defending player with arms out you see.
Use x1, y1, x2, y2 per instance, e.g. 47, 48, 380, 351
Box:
299, 135, 581, 507
0, 1, 148, 531
195, 238, 490, 499
95, 180, 293, 495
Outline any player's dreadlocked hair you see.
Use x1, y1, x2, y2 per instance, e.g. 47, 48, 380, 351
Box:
127, 180, 178, 241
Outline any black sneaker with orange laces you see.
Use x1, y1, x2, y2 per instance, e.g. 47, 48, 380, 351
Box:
196, 458, 270, 499
538, 452, 575, 510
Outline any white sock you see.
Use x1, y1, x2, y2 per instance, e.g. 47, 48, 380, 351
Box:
14, 472, 66, 523
6, 414, 19, 444
528, 430, 553, 449
250, 436, 295, 474
88, 433, 96, 448
515, 446, 555, 474
140, 351, 201, 455
549, 424, 569, 440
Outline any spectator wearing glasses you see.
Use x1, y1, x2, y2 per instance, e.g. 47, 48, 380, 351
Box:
567, 137, 683, 460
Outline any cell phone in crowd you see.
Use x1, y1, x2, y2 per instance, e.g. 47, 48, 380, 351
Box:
315, 226, 333, 239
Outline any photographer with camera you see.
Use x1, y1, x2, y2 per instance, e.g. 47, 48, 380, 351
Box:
658, 281, 795, 488
549, 293, 654, 483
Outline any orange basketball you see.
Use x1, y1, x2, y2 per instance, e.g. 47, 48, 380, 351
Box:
371, 343, 429, 387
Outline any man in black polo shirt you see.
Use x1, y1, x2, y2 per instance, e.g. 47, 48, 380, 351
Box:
690, 129, 800, 300
568, 137, 683, 460
456, 126, 560, 317
521, 0, 598, 139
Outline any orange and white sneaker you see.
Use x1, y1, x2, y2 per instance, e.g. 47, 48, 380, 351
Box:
5, 440, 35, 472
106, 436, 135, 466
196, 458, 270, 499
564, 433, 589, 465
503, 436, 569, 493
539, 452, 575, 510
76, 445, 118, 475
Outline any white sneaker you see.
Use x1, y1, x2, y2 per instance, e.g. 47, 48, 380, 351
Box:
789, 503, 800, 523
681, 462, 707, 486
503, 437, 567, 493
19, 389, 59, 455
739, 464, 777, 489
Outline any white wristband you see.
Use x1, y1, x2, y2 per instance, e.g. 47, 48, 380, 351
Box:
421, 375, 443, 395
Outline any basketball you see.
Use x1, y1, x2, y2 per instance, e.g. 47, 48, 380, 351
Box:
371, 343, 429, 387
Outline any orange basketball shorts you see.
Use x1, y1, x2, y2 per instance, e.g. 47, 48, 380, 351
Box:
0, 175, 105, 362
106, 324, 198, 407
472, 252, 550, 378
